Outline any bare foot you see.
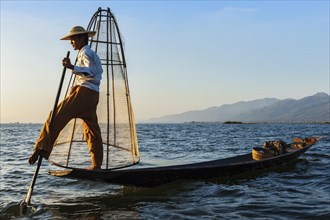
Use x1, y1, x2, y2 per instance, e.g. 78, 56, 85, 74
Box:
87, 166, 101, 171
28, 150, 40, 165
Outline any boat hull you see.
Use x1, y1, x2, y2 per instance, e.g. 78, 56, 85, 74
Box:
49, 139, 319, 187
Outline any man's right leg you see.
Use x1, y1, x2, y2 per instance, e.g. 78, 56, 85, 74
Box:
29, 86, 81, 164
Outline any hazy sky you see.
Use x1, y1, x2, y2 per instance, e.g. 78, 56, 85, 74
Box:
1, 1, 329, 123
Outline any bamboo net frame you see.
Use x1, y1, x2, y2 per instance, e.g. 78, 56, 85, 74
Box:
49, 8, 140, 170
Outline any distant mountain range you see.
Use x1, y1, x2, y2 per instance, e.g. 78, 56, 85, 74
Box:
145, 92, 330, 123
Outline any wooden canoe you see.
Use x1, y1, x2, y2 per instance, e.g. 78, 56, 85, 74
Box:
49, 137, 320, 187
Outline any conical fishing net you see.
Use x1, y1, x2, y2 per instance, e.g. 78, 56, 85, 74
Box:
49, 8, 140, 170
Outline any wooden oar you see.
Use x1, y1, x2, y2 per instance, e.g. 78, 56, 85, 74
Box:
21, 51, 70, 212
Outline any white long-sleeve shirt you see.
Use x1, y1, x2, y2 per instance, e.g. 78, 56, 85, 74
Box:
73, 45, 103, 92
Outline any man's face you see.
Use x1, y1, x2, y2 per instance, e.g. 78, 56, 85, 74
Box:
70, 35, 84, 50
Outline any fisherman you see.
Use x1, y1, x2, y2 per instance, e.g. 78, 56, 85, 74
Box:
28, 26, 103, 170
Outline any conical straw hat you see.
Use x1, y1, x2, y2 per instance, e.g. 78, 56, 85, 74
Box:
60, 26, 96, 40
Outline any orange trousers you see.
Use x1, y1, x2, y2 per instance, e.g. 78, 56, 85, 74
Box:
34, 86, 103, 167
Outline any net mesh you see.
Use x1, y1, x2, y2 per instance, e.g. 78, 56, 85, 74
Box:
49, 8, 140, 170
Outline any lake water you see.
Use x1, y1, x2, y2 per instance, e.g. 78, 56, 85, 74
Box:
1, 123, 329, 219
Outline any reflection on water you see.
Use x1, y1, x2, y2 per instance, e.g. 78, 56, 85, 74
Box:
1, 123, 329, 219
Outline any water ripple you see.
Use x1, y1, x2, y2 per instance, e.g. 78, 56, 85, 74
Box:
1, 123, 329, 219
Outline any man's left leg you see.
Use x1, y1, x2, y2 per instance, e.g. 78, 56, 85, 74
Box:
82, 110, 103, 170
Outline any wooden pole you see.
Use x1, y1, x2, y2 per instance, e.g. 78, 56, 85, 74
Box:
21, 51, 70, 211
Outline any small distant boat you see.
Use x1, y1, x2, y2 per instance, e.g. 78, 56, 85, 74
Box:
49, 137, 321, 187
